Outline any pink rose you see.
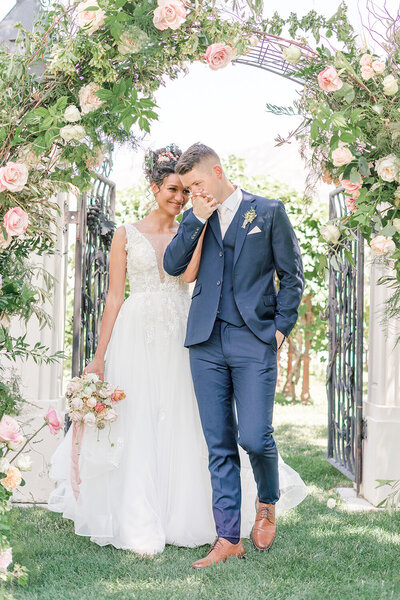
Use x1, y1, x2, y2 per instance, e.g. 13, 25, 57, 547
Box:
360, 53, 372, 67
0, 415, 23, 445
345, 197, 358, 213
361, 65, 375, 81
3, 207, 29, 237
153, 0, 186, 31
317, 66, 343, 92
45, 408, 63, 435
372, 60, 385, 74
205, 43, 234, 71
370, 235, 396, 256
0, 547, 12, 572
94, 402, 106, 413
339, 174, 362, 198
0, 161, 29, 192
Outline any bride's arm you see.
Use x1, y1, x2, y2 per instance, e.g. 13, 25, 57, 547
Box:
82, 226, 127, 380
180, 223, 207, 283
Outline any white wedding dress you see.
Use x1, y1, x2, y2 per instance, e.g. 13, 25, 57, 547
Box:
48, 223, 309, 555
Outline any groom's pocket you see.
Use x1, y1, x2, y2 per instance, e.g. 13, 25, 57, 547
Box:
191, 282, 202, 299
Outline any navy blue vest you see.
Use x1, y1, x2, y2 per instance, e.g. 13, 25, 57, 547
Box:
217, 206, 245, 326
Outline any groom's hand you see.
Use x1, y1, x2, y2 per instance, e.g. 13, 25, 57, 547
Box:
192, 191, 217, 221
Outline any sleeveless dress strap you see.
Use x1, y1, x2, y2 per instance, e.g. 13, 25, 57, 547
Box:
124, 223, 138, 252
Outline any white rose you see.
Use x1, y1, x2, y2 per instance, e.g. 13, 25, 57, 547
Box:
102, 409, 118, 422
86, 397, 97, 408
64, 105, 81, 123
60, 125, 76, 141
8, 436, 24, 451
370, 235, 396, 256
84, 373, 99, 383
69, 411, 82, 422
321, 224, 340, 244
83, 412, 96, 426
248, 35, 259, 47
361, 65, 375, 81
79, 82, 104, 115
71, 397, 83, 410
359, 53, 372, 66
76, 1, 106, 34
66, 380, 81, 396
72, 125, 85, 140
327, 498, 336, 509
371, 60, 385, 74
0, 458, 10, 473
331, 146, 354, 167
393, 218, 400, 233
375, 154, 400, 182
382, 74, 398, 96
16, 454, 32, 472
282, 44, 302, 65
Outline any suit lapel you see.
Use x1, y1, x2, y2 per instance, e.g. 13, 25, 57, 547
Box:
233, 191, 256, 266
208, 209, 223, 249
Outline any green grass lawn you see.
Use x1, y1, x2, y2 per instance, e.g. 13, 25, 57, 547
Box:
7, 379, 400, 600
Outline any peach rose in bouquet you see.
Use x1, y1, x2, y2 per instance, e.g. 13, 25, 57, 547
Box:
1, 465, 22, 492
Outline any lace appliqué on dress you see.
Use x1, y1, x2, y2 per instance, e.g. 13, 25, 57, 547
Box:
124, 223, 190, 344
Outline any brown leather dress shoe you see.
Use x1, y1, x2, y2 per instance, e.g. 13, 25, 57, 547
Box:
191, 537, 246, 569
251, 497, 276, 551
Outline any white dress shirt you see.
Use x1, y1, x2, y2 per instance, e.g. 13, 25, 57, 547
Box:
194, 187, 242, 236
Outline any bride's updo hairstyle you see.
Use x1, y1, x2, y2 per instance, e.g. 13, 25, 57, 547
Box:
144, 144, 182, 188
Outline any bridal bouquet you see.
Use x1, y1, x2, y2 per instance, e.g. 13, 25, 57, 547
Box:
65, 373, 126, 430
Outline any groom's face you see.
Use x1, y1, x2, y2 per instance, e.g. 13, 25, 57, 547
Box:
179, 159, 222, 202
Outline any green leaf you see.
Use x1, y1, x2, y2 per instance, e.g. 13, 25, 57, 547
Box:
339, 131, 356, 143
349, 167, 361, 183
358, 156, 370, 177
310, 120, 319, 141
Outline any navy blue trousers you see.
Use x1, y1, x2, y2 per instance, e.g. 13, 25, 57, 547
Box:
189, 318, 280, 540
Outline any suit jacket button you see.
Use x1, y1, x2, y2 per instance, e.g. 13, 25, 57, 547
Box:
219, 251, 223, 257
217, 280, 221, 285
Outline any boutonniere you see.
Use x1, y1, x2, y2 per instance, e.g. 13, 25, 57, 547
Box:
241, 208, 257, 229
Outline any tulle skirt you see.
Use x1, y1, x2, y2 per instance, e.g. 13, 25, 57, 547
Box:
48, 291, 309, 554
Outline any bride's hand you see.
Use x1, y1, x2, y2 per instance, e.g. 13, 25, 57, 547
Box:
82, 356, 105, 381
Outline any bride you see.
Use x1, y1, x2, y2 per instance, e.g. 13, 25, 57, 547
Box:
48, 145, 308, 555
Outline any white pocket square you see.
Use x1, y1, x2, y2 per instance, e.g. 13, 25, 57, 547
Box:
248, 226, 262, 235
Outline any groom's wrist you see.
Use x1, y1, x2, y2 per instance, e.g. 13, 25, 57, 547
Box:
193, 213, 206, 224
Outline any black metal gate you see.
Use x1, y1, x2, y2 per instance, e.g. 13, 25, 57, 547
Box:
327, 187, 365, 493
70, 164, 116, 380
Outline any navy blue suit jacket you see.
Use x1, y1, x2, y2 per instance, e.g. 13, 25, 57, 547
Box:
163, 190, 305, 347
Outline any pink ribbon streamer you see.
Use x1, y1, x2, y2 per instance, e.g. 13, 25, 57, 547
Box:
71, 421, 85, 501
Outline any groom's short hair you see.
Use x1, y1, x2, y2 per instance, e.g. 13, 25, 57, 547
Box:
175, 143, 221, 175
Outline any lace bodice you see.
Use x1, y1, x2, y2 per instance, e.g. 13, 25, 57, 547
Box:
124, 223, 189, 297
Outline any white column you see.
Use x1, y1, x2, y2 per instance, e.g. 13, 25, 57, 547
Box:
4, 192, 70, 503
361, 259, 400, 506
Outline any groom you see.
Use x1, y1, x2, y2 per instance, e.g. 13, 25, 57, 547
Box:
164, 143, 304, 568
